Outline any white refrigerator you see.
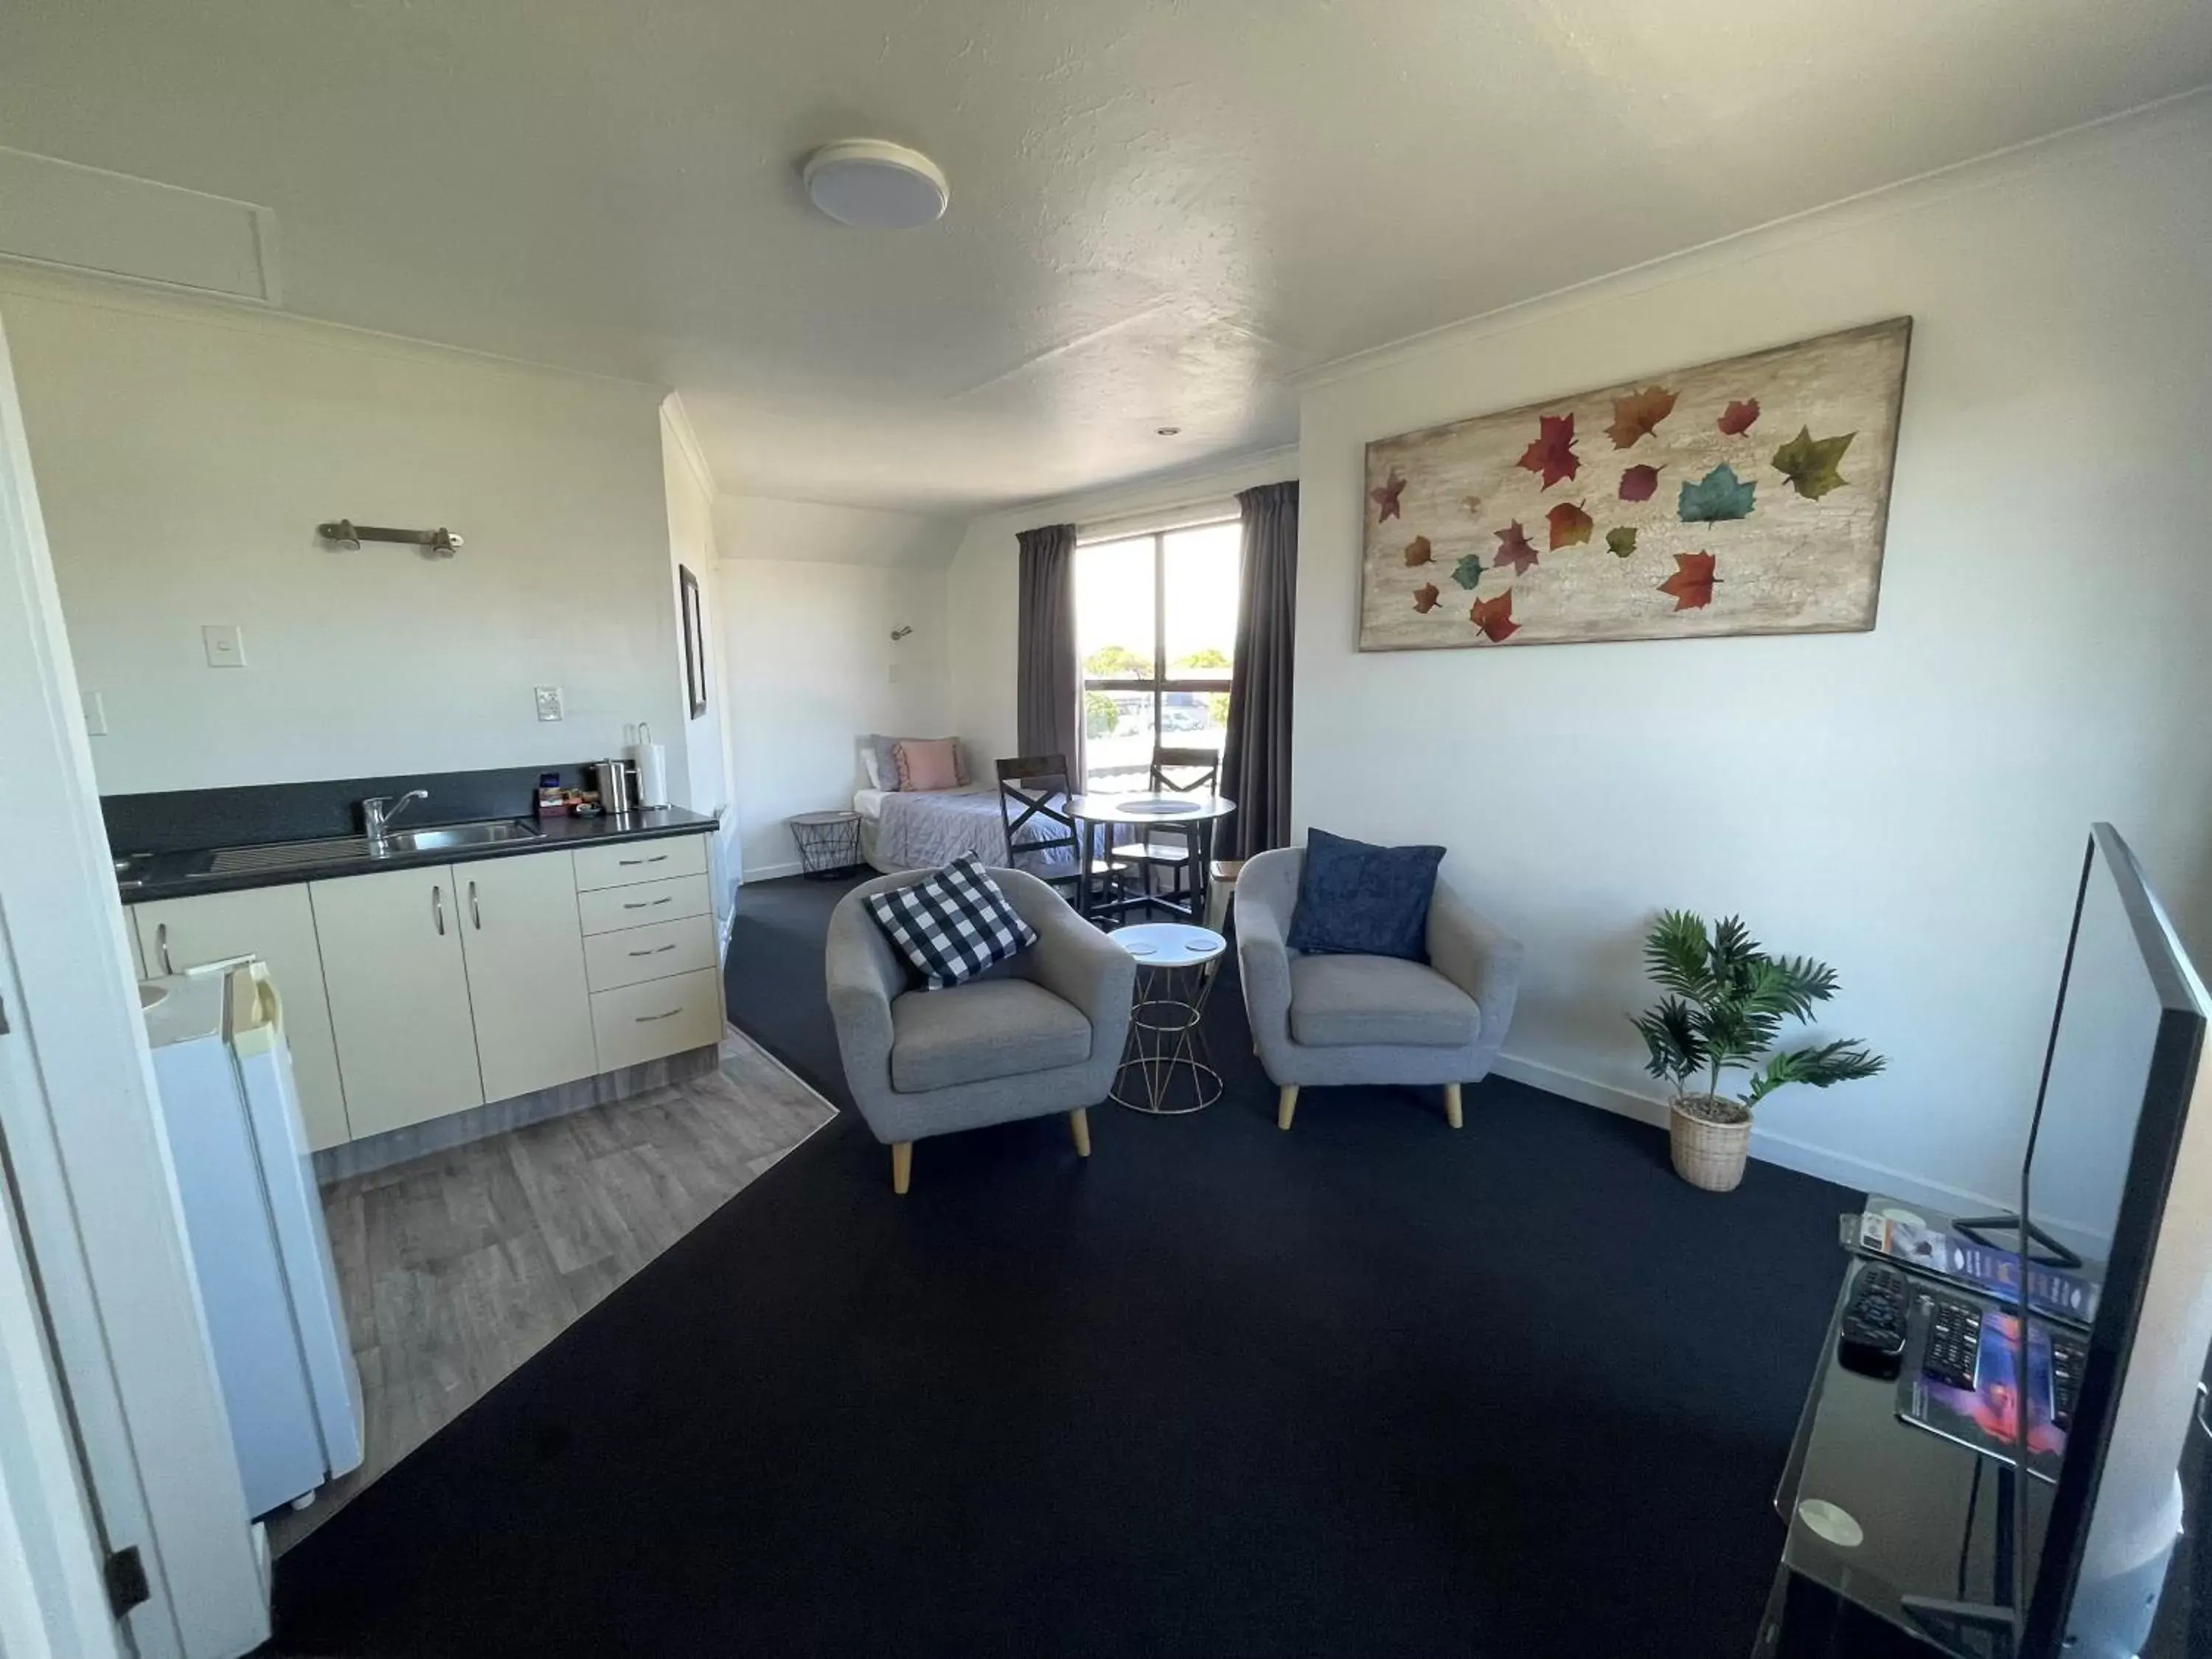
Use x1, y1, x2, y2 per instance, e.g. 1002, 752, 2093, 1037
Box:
142, 959, 363, 1517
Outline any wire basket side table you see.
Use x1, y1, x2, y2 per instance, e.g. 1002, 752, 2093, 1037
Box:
787, 811, 863, 879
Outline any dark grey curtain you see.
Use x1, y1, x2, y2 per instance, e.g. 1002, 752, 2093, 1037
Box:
1015, 523, 1079, 768
1220, 481, 1298, 859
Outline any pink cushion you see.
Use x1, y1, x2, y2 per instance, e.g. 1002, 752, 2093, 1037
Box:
893, 737, 961, 791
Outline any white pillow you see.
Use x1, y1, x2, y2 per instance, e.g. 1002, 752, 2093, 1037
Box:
859, 735, 885, 790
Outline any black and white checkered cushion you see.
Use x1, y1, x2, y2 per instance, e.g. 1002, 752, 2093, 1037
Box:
866, 855, 1039, 990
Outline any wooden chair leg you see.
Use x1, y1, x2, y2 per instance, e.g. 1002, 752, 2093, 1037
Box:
1277, 1085, 1299, 1132
1069, 1108, 1091, 1158
1444, 1083, 1464, 1130
891, 1141, 913, 1195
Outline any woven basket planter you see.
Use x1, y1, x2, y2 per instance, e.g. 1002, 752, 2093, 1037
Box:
1669, 1094, 1753, 1192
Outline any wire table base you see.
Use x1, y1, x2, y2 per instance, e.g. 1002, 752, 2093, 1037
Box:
1108, 925, 1226, 1116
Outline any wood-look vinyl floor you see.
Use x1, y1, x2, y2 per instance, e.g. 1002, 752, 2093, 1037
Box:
268, 1024, 835, 1554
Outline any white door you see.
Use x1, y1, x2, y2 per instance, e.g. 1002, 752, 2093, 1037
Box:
0, 305, 266, 1654
310, 864, 483, 1136
133, 886, 352, 1149
456, 852, 599, 1102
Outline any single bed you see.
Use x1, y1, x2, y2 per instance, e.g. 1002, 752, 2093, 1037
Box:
855, 781, 1078, 878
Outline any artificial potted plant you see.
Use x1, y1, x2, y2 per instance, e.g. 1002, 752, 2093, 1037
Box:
1632, 911, 1887, 1192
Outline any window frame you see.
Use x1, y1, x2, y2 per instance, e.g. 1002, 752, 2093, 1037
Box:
1077, 516, 1239, 791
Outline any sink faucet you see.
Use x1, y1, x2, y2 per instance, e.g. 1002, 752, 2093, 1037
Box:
363, 789, 429, 851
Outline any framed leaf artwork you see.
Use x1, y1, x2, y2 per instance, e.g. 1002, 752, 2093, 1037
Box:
1357, 318, 1910, 650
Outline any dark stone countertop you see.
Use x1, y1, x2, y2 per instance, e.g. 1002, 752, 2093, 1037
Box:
116, 808, 718, 904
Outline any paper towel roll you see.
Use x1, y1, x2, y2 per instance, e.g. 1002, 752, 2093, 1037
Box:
627, 741, 669, 810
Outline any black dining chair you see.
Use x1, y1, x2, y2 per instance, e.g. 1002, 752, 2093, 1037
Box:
1107, 746, 1220, 919
995, 755, 1120, 916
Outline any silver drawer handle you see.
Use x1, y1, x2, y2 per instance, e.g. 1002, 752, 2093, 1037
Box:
156, 922, 174, 975
635, 1007, 684, 1022
622, 897, 674, 910
627, 944, 678, 957
468, 879, 481, 930
617, 854, 669, 867
433, 884, 445, 936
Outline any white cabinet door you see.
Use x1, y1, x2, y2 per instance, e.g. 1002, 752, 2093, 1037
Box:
310, 865, 483, 1138
133, 886, 353, 1150
455, 852, 599, 1102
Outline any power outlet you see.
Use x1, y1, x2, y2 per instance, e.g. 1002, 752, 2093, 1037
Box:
535, 685, 565, 722
81, 688, 108, 736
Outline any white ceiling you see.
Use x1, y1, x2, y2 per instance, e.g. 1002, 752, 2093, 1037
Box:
1, 2, 2207, 514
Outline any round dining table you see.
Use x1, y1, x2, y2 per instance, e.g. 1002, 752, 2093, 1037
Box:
1062, 792, 1237, 925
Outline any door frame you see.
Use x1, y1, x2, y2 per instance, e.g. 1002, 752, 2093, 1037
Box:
0, 305, 268, 1654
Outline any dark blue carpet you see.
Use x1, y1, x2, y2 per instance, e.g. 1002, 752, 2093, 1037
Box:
271, 874, 1846, 1657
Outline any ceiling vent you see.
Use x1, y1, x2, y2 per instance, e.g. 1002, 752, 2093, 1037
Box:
801, 140, 948, 230
0, 147, 280, 302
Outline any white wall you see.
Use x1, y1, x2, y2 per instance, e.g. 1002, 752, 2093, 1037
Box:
661, 397, 740, 922
1, 268, 685, 796
946, 448, 1298, 768
718, 494, 959, 880
1293, 100, 2212, 1212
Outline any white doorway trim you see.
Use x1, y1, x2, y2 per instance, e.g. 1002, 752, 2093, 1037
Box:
0, 306, 268, 1655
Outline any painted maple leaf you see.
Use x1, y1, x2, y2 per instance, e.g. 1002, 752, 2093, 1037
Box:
1517, 414, 1579, 489
1492, 521, 1539, 575
1718, 398, 1761, 437
1369, 468, 1408, 521
1678, 463, 1755, 523
1411, 582, 1441, 614
1402, 535, 1433, 567
1618, 464, 1660, 503
1450, 553, 1486, 591
1547, 501, 1593, 549
1606, 385, 1677, 448
1606, 526, 1638, 558
1658, 551, 1719, 611
1470, 589, 1520, 643
1771, 427, 1856, 499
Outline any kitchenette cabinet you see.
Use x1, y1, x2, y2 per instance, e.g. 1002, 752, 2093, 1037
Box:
451, 852, 597, 1102
132, 885, 353, 1150
310, 864, 485, 1138
128, 826, 719, 1157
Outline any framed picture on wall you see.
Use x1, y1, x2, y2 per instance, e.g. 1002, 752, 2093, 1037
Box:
678, 565, 708, 719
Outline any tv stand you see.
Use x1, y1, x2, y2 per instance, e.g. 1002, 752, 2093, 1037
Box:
1756, 1195, 2207, 1658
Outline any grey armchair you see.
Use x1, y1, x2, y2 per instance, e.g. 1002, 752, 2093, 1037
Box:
1234, 847, 1524, 1131
826, 866, 1137, 1192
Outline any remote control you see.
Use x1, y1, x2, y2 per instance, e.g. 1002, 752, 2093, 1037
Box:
1837, 1264, 1910, 1379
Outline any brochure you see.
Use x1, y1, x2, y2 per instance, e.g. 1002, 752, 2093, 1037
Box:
1854, 1211, 2100, 1326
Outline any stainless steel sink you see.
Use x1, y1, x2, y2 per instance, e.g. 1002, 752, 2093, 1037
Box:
190, 818, 545, 878
379, 819, 543, 854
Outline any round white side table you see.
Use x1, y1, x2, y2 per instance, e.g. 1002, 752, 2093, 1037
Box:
1108, 923, 1227, 1115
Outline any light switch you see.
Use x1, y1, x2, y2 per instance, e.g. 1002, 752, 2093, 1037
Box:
887, 663, 903, 684
81, 688, 108, 736
202, 624, 245, 667
535, 685, 565, 722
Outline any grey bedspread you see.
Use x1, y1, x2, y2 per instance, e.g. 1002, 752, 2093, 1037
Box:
870, 785, 1077, 877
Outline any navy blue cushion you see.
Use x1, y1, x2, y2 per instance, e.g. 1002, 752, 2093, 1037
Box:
1284, 830, 1445, 961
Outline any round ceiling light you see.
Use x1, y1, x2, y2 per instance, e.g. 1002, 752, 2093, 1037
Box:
802, 139, 949, 229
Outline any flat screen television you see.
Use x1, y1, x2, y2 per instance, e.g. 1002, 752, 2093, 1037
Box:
2012, 824, 2212, 1656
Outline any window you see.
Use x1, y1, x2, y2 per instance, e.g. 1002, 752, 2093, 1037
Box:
1075, 520, 1241, 794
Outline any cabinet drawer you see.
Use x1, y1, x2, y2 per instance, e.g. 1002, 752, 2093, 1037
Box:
573, 834, 708, 892
589, 968, 723, 1070
584, 913, 719, 992
576, 872, 712, 936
